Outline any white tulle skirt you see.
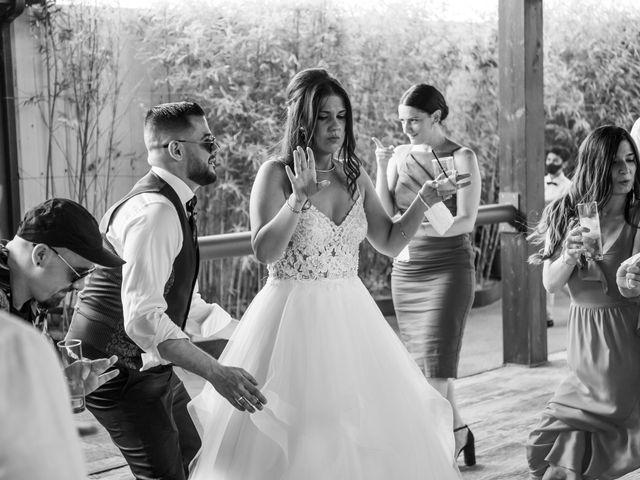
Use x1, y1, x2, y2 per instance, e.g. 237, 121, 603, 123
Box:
188, 277, 461, 480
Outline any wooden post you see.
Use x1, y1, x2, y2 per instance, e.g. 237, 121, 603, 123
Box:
498, 0, 546, 365
0, 1, 25, 237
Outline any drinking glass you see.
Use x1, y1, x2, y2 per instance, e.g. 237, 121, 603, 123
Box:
432, 157, 457, 197
57, 339, 85, 413
576, 201, 603, 261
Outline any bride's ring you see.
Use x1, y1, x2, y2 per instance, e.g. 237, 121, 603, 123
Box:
627, 277, 634, 289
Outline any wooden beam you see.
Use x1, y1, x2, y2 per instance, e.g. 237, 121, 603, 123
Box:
0, 12, 23, 238
498, 0, 546, 365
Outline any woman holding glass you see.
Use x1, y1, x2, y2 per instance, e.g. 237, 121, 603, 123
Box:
373, 84, 481, 466
527, 125, 640, 480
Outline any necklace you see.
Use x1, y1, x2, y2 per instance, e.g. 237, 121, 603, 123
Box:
315, 162, 336, 173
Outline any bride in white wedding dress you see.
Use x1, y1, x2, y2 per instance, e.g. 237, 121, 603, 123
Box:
188, 68, 467, 480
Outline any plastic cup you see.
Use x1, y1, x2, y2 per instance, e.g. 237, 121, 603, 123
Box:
576, 201, 603, 261
57, 339, 85, 413
432, 157, 457, 197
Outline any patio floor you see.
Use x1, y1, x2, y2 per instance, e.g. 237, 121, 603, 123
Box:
79, 292, 640, 479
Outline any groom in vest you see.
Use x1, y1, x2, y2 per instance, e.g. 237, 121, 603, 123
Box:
68, 102, 266, 480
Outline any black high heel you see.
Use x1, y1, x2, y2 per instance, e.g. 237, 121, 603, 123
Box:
454, 425, 476, 466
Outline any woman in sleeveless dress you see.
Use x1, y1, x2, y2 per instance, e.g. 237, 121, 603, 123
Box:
527, 125, 640, 480
187, 69, 469, 479
373, 84, 481, 465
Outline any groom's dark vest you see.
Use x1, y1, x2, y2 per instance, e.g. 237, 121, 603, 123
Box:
74, 172, 199, 369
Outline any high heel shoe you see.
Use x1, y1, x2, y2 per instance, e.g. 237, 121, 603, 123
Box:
454, 425, 476, 466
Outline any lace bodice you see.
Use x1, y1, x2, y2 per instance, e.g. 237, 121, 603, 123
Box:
268, 196, 368, 280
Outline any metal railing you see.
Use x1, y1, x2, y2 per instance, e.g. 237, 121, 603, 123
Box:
199, 202, 518, 260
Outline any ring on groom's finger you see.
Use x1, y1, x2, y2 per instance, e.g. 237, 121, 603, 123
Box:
236, 396, 245, 404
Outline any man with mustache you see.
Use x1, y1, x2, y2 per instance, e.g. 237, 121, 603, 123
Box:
67, 101, 266, 480
1, 197, 125, 479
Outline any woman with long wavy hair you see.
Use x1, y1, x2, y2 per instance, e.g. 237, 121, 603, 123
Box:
188, 68, 469, 479
527, 125, 640, 480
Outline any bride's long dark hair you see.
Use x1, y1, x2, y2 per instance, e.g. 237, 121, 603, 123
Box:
529, 125, 640, 264
280, 68, 361, 198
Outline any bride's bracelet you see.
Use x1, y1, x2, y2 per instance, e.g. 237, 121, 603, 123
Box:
285, 198, 302, 214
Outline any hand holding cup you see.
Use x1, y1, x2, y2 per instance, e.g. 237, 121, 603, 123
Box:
561, 223, 588, 266
58, 339, 119, 413
79, 355, 119, 395
416, 172, 472, 208
433, 171, 471, 199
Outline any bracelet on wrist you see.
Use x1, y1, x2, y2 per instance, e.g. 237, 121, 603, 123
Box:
418, 192, 432, 210
285, 198, 302, 214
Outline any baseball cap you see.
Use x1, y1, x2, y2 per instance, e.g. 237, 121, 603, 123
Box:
16, 198, 125, 268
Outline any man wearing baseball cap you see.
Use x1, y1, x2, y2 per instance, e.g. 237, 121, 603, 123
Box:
0, 198, 125, 479
2, 197, 124, 320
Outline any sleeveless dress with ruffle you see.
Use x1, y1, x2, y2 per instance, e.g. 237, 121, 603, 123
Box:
188, 195, 461, 479
527, 209, 640, 479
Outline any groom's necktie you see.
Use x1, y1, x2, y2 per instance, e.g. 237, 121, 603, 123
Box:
186, 196, 198, 245
186, 196, 200, 277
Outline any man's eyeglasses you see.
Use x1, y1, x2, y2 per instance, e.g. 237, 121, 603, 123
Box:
49, 246, 96, 282
162, 139, 219, 154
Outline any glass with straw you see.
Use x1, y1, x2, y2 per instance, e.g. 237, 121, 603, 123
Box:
431, 151, 457, 197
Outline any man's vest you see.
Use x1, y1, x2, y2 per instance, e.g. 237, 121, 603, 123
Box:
74, 172, 199, 369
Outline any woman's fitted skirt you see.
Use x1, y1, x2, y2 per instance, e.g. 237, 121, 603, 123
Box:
391, 233, 475, 378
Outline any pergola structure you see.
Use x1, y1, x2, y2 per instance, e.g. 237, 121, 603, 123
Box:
0, 0, 30, 240
0, 0, 547, 366
498, 0, 545, 365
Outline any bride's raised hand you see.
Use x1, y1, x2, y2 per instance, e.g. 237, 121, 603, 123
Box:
284, 146, 331, 203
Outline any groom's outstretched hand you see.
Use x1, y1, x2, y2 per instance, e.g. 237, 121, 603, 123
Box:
211, 365, 267, 414
158, 338, 267, 413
